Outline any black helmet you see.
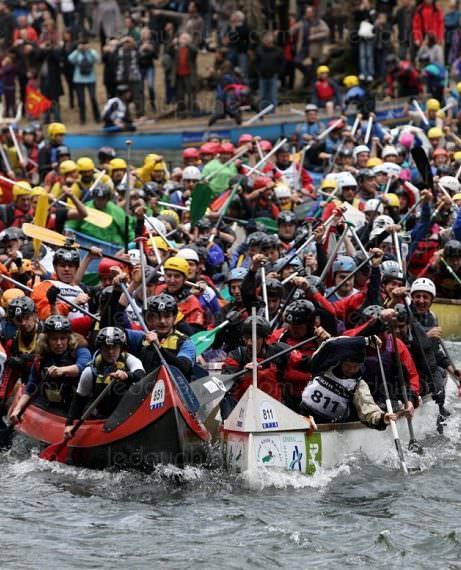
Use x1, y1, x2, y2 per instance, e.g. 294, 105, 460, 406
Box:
44, 315, 71, 333
143, 181, 161, 197
444, 239, 461, 259
23, 125, 36, 135
261, 234, 279, 250
92, 183, 112, 199
146, 293, 178, 315
275, 143, 291, 154
7, 296, 35, 320
266, 278, 283, 297
96, 326, 127, 347
196, 217, 212, 231
246, 231, 266, 247
362, 305, 383, 319
285, 300, 315, 324
98, 146, 116, 162
242, 315, 271, 338
56, 145, 71, 158
277, 211, 297, 225
0, 227, 23, 242
53, 248, 80, 266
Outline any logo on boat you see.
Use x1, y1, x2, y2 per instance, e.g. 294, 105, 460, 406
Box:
259, 401, 279, 429
150, 379, 165, 410
289, 446, 303, 471
256, 436, 283, 466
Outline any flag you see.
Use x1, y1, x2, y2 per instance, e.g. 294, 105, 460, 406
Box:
25, 86, 52, 118
209, 188, 231, 212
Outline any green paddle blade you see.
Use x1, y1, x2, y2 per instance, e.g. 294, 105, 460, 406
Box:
190, 182, 212, 223
190, 328, 220, 356
254, 217, 278, 233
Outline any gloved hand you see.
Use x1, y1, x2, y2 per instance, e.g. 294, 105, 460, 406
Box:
46, 285, 60, 305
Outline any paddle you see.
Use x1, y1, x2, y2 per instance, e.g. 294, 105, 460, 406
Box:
440, 256, 461, 288
22, 223, 132, 267
32, 192, 49, 258
411, 146, 436, 198
375, 343, 409, 475
39, 378, 117, 463
190, 319, 231, 356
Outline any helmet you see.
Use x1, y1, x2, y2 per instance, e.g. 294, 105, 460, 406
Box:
304, 103, 318, 112
336, 171, 357, 192
182, 147, 200, 160
48, 123, 66, 138
266, 278, 283, 297
148, 235, 170, 252
96, 327, 126, 347
4, 291, 28, 315
77, 157, 95, 171
343, 75, 359, 88
43, 315, 71, 333
92, 183, 112, 199
12, 181, 31, 199
177, 248, 200, 263
253, 176, 273, 190
0, 227, 23, 242
227, 267, 248, 282
427, 127, 443, 139
261, 234, 279, 249
382, 145, 398, 158
98, 257, 124, 275
53, 248, 80, 266
426, 98, 441, 112
321, 177, 337, 190
274, 183, 291, 200
373, 214, 394, 231
59, 160, 78, 175
384, 193, 400, 208
109, 158, 127, 170
32, 186, 47, 197
278, 211, 297, 225
367, 157, 383, 168
159, 209, 180, 227
164, 256, 189, 277
182, 166, 201, 181
364, 198, 384, 213
275, 143, 291, 155
353, 145, 370, 160
260, 140, 273, 152
333, 255, 357, 274
200, 142, 219, 156
56, 145, 71, 158
362, 305, 384, 319
238, 133, 253, 145
399, 131, 415, 149
146, 293, 178, 315
242, 315, 271, 338
285, 300, 315, 325
246, 231, 266, 247
317, 65, 330, 76
98, 146, 116, 162
453, 193, 461, 202
381, 260, 404, 283
196, 217, 212, 231
410, 277, 436, 297
444, 239, 461, 258
374, 162, 401, 177
219, 142, 235, 155
385, 54, 399, 66
439, 175, 460, 194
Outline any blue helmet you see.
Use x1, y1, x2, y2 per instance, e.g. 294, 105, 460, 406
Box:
227, 268, 248, 282
332, 255, 357, 274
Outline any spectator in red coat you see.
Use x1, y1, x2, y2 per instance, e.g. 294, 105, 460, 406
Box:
412, 0, 444, 49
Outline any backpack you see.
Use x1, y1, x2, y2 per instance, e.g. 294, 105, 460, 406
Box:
79, 52, 93, 76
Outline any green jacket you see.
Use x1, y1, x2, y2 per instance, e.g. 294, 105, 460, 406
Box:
67, 200, 135, 245
201, 159, 237, 197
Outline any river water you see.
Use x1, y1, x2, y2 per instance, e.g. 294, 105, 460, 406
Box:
1, 344, 461, 570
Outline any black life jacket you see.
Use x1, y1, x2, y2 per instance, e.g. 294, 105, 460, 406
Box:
138, 329, 186, 372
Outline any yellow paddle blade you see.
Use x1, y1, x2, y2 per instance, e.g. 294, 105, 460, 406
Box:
83, 207, 113, 228
32, 194, 50, 257
23, 223, 69, 248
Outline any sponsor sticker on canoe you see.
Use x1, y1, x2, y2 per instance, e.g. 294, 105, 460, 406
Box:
150, 379, 165, 410
281, 433, 307, 473
305, 431, 322, 475
259, 401, 279, 429
255, 435, 284, 467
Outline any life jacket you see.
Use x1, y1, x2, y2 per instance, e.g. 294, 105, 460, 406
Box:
315, 79, 335, 102
0, 204, 34, 230
275, 161, 299, 191
33, 348, 76, 406
89, 351, 129, 418
301, 368, 360, 422
139, 329, 186, 372
154, 284, 205, 328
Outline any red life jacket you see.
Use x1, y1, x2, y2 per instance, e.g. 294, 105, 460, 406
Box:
315, 79, 335, 102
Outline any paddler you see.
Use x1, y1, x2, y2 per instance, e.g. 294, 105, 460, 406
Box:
0, 181, 34, 230
201, 143, 238, 197
38, 122, 67, 179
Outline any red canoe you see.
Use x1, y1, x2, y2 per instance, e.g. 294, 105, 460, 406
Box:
11, 365, 211, 470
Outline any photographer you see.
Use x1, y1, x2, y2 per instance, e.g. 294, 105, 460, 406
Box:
68, 39, 100, 125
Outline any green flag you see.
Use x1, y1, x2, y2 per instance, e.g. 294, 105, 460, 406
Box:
190, 181, 212, 224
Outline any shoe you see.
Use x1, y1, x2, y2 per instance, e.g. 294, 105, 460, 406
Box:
359, 73, 365, 81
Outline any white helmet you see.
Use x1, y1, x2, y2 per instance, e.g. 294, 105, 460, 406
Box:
274, 183, 291, 199
373, 162, 401, 177
410, 277, 436, 297
145, 216, 167, 236
128, 248, 146, 264
364, 198, 384, 213
439, 175, 460, 194
177, 247, 200, 262
182, 166, 201, 181
373, 214, 394, 230
353, 145, 370, 161
337, 171, 357, 192
382, 145, 398, 159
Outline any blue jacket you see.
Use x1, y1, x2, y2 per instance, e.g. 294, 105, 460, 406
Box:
68, 48, 99, 84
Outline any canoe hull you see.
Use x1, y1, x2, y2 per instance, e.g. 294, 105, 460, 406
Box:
432, 298, 461, 339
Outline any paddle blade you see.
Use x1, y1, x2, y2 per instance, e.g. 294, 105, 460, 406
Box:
23, 223, 68, 247
32, 194, 49, 257
39, 439, 69, 463
190, 182, 212, 223
254, 217, 278, 233
190, 373, 236, 407
209, 189, 231, 212
411, 147, 434, 193
190, 329, 219, 356
83, 207, 113, 228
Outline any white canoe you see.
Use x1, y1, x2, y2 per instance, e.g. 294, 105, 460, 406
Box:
222, 379, 458, 478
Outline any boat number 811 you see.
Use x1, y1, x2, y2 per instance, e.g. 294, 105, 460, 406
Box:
262, 408, 275, 421
310, 390, 340, 413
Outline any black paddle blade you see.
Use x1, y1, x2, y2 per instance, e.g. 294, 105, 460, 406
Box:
0, 418, 13, 450
408, 439, 424, 455
411, 146, 434, 193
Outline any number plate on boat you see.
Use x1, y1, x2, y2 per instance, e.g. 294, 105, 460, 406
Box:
150, 379, 165, 410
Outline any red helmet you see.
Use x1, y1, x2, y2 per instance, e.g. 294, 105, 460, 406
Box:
253, 176, 273, 190
219, 142, 235, 155
328, 118, 346, 130
98, 257, 124, 276
182, 147, 200, 159
200, 142, 219, 156
259, 140, 273, 152
238, 134, 253, 145
432, 147, 448, 157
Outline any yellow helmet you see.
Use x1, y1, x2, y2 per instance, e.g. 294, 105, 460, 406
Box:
317, 65, 329, 76
59, 159, 78, 175
427, 127, 443, 139
384, 193, 400, 208
367, 157, 383, 168
148, 236, 170, 251
153, 160, 167, 172
457, 82, 461, 94
343, 75, 359, 88
31, 186, 47, 197
454, 151, 461, 162
453, 192, 461, 201
144, 153, 161, 166
109, 158, 127, 171
1, 288, 24, 308
426, 98, 440, 112
13, 181, 32, 199
321, 178, 337, 190
164, 256, 189, 277
160, 208, 180, 226
77, 157, 95, 171
48, 122, 66, 138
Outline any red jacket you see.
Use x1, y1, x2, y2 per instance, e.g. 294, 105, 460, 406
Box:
412, 4, 444, 44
